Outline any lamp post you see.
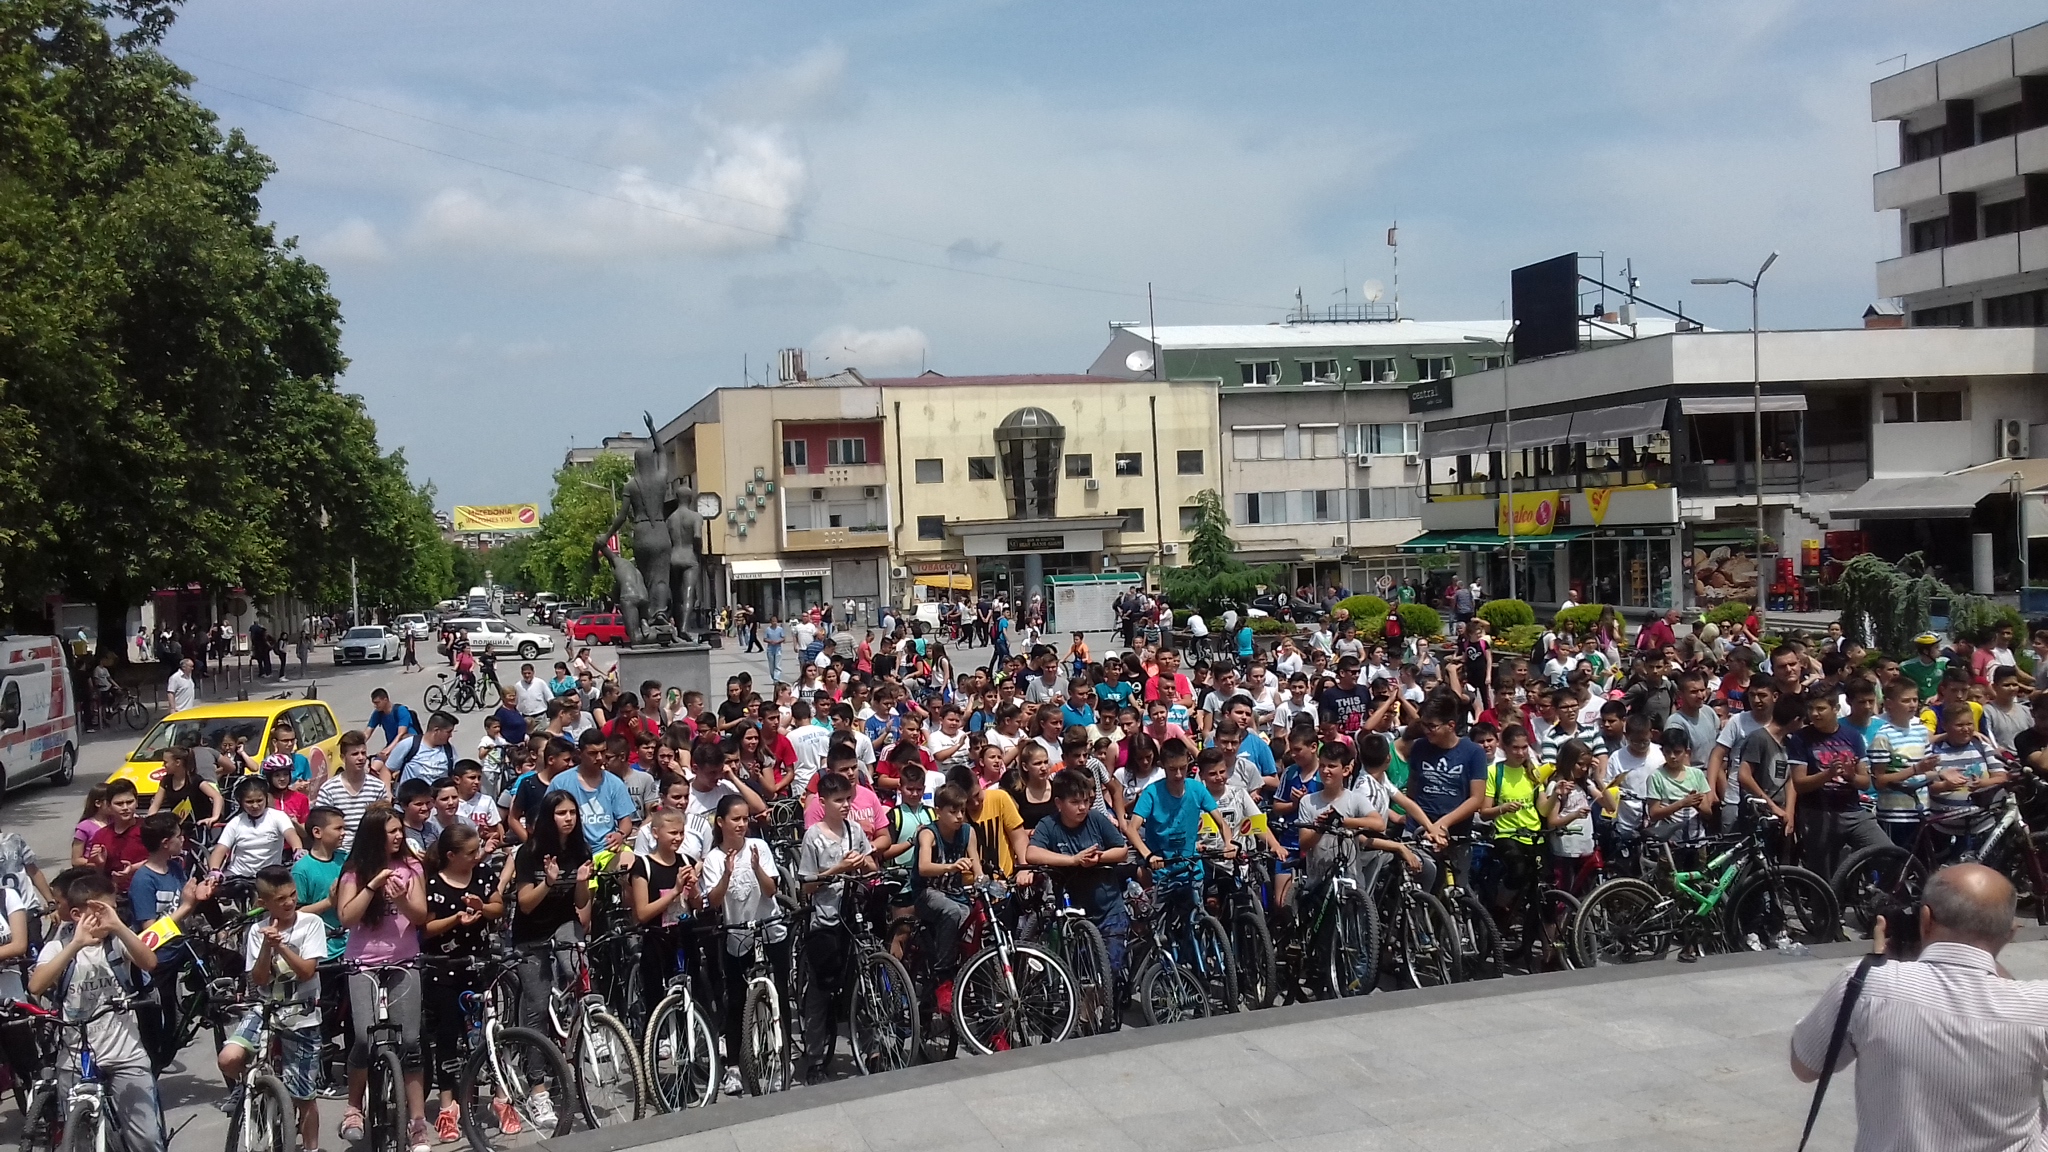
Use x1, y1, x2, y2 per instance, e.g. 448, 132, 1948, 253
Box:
1692, 252, 1778, 634
1467, 323, 1520, 601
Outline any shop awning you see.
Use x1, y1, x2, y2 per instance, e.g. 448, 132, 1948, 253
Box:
1421, 424, 1493, 458
1830, 471, 2016, 519
1447, 526, 1589, 551
1397, 530, 1468, 554
1691, 527, 1760, 544
914, 574, 973, 591
1678, 393, 1809, 415
1568, 399, 1668, 442
1494, 412, 1574, 449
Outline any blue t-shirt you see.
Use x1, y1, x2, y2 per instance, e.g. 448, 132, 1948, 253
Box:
763, 625, 785, 649
1784, 723, 1869, 813
1028, 809, 1129, 916
1097, 681, 1135, 711
1410, 737, 1490, 829
547, 771, 638, 850
1235, 626, 1255, 658
1240, 732, 1278, 782
291, 852, 348, 958
494, 705, 529, 745
1132, 780, 1219, 885
1061, 703, 1097, 730
365, 704, 419, 745
128, 860, 187, 932
1272, 765, 1316, 848
548, 675, 576, 697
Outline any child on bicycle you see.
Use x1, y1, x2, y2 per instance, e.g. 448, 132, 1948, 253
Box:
795, 773, 876, 1085
127, 812, 214, 1072
1023, 769, 1130, 970
219, 864, 326, 1152
696, 794, 786, 1096
30, 868, 161, 1152
419, 824, 503, 1140
335, 806, 431, 1152
911, 784, 981, 1015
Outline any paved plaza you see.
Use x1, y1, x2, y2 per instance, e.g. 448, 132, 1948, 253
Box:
542, 938, 2048, 1152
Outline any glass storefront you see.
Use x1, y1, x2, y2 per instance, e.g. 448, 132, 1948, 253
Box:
732, 575, 825, 622
1564, 537, 1674, 610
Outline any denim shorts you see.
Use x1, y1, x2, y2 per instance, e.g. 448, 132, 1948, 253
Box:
226, 1014, 321, 1100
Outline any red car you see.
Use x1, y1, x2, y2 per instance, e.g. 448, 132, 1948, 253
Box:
567, 612, 626, 644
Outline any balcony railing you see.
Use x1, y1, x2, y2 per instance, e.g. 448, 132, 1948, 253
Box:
784, 525, 890, 550
1424, 456, 1869, 501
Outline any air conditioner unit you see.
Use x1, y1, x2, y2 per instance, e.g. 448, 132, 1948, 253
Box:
1354, 452, 1373, 468
1332, 535, 1347, 548
809, 488, 824, 501
1437, 367, 1455, 380
1161, 542, 1179, 555
2001, 418, 2029, 459
1084, 477, 1101, 491
890, 566, 908, 579
1405, 453, 1423, 466
863, 486, 878, 498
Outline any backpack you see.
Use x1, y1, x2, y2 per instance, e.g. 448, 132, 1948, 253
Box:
1382, 611, 1404, 643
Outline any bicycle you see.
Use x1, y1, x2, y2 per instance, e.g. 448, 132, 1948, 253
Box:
11, 994, 150, 1152
421, 673, 484, 716
1834, 771, 2048, 936
538, 936, 646, 1126
343, 959, 427, 1152
638, 928, 720, 1111
431, 953, 575, 1151
1370, 840, 1461, 989
221, 996, 302, 1152
1434, 834, 1504, 980
1123, 858, 1236, 1025
823, 877, 921, 1075
95, 686, 150, 732
1203, 846, 1278, 1011
900, 876, 1078, 1054
1278, 831, 1380, 1001
1019, 871, 1117, 1035
1571, 804, 1839, 966
720, 917, 795, 1095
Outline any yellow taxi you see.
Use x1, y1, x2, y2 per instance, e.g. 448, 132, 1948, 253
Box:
109, 698, 343, 795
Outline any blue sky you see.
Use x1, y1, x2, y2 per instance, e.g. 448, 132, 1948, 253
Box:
162, 0, 2043, 507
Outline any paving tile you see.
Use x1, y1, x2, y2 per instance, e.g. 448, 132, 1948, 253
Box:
730, 1109, 874, 1152
1238, 1091, 1377, 1141
1387, 1109, 1565, 1152
1111, 1102, 1265, 1152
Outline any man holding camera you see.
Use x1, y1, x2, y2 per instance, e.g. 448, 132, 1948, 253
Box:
1791, 863, 2048, 1151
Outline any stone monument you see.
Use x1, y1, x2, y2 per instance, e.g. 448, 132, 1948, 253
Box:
600, 413, 712, 701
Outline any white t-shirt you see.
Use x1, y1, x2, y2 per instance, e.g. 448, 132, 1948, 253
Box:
788, 724, 832, 793
456, 791, 501, 831
0, 889, 26, 1001
38, 928, 148, 1070
513, 677, 553, 716
245, 912, 328, 1030
697, 839, 788, 954
219, 809, 296, 878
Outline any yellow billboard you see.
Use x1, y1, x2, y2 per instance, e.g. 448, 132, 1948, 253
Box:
1497, 490, 1560, 537
453, 504, 541, 532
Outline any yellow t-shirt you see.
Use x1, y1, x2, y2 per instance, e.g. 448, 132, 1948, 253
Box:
1486, 763, 1544, 844
973, 788, 1024, 877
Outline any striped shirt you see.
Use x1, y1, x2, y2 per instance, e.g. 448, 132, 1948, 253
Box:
1927, 735, 1999, 815
1792, 942, 2048, 1152
1867, 717, 1933, 824
314, 773, 391, 852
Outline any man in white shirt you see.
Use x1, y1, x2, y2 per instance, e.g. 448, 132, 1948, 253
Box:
512, 663, 553, 726
793, 619, 817, 652
1187, 612, 1209, 658
786, 700, 833, 793
166, 659, 197, 714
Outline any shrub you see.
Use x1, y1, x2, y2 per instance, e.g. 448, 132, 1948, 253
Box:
1476, 599, 1535, 629
1395, 603, 1444, 640
1248, 615, 1292, 635
1493, 623, 1545, 655
1333, 595, 1389, 622
1554, 604, 1604, 632
1701, 601, 1751, 628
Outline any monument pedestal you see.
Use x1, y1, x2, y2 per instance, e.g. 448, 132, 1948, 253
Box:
614, 643, 712, 704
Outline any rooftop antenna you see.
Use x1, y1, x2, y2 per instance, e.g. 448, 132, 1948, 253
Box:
1386, 220, 1400, 319
1362, 280, 1384, 304
1147, 282, 1159, 381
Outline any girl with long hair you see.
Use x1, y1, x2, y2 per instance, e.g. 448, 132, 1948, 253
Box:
504, 793, 590, 1127
336, 805, 431, 1150
695, 795, 784, 1095
420, 825, 504, 1139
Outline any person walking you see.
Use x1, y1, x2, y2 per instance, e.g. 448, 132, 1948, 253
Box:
1792, 863, 2048, 1152
763, 616, 787, 685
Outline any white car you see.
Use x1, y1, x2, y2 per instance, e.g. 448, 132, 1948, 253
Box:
335, 626, 401, 664
394, 613, 431, 640
448, 618, 554, 659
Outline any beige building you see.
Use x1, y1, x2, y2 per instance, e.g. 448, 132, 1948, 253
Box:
654, 371, 1218, 624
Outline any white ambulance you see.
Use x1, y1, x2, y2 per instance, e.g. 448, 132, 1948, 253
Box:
0, 635, 79, 794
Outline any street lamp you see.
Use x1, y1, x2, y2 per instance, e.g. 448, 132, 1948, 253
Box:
1693, 251, 1778, 634
1467, 323, 1520, 601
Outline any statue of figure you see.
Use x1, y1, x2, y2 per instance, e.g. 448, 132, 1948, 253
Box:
596, 538, 652, 642
666, 473, 704, 637
602, 414, 675, 644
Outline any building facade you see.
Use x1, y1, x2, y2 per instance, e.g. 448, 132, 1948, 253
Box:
1873, 20, 2048, 327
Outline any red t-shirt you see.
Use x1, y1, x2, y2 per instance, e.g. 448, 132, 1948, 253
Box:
1145, 674, 1193, 703
88, 820, 149, 893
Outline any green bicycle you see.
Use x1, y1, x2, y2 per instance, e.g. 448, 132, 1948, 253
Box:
1570, 804, 1839, 966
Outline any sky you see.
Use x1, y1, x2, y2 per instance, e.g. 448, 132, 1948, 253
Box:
160, 0, 2045, 508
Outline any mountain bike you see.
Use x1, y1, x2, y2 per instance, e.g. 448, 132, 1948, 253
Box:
1370, 842, 1460, 989
422, 673, 484, 716
1435, 834, 1504, 980
1020, 871, 1117, 1035
1281, 831, 1380, 1001
540, 936, 646, 1126
908, 877, 1078, 1053
435, 953, 575, 1151
221, 996, 302, 1152
344, 959, 429, 1152
834, 878, 921, 1074
1125, 860, 1236, 1024
1203, 846, 1278, 1011
12, 995, 161, 1152
639, 928, 720, 1111
1572, 805, 1839, 965
722, 917, 794, 1095
1834, 772, 2048, 936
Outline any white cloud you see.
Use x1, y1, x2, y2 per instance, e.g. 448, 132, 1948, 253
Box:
811, 324, 928, 374
303, 217, 390, 264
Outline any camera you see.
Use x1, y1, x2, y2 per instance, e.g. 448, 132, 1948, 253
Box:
1876, 894, 1922, 959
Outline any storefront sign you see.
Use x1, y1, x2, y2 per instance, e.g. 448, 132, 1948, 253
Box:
909, 561, 966, 575
1585, 483, 1661, 527
1007, 535, 1065, 552
452, 504, 540, 531
1497, 491, 1559, 537
1408, 378, 1454, 413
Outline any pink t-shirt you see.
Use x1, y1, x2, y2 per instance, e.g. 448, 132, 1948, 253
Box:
73, 818, 104, 846
343, 858, 423, 964
803, 784, 887, 840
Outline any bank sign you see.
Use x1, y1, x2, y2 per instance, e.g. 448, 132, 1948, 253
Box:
1497, 491, 1559, 537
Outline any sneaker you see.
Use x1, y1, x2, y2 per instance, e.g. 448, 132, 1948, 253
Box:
339, 1108, 365, 1144
936, 979, 954, 1016
491, 1100, 523, 1136
720, 1068, 744, 1098
435, 1108, 460, 1144
216, 1082, 246, 1116
409, 1117, 431, 1152
528, 1089, 556, 1131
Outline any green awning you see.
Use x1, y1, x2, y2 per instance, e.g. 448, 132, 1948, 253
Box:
1691, 528, 1757, 544
1446, 526, 1590, 551
1397, 530, 1468, 554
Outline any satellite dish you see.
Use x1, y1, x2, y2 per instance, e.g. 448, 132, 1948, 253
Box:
1125, 349, 1156, 373
1362, 280, 1385, 303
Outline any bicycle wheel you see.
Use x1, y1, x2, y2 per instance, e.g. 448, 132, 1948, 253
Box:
1725, 866, 1840, 951
455, 684, 481, 714
572, 1008, 647, 1125
848, 951, 921, 1074
953, 943, 1076, 1053
738, 983, 789, 1095
1319, 896, 1379, 999
642, 993, 719, 1111
121, 701, 149, 730
1054, 917, 1115, 1033
1189, 913, 1239, 1014
368, 1048, 405, 1152
1393, 892, 1460, 988
1829, 844, 1922, 938
1230, 908, 1278, 1011
1527, 889, 1582, 973
1135, 959, 1207, 1026
57, 1099, 97, 1152
226, 1072, 293, 1152
19, 1081, 57, 1152
1449, 890, 1504, 980
422, 683, 448, 712
1572, 877, 1675, 966
460, 1025, 575, 1151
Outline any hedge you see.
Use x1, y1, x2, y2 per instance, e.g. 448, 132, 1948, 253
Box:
1360, 603, 1445, 641
1492, 623, 1545, 655
1476, 598, 1535, 629
1247, 616, 1292, 635
1701, 601, 1751, 628
1554, 604, 1604, 632
1333, 595, 1390, 621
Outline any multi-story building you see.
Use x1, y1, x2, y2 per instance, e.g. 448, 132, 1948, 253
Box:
562, 433, 651, 469
654, 371, 1217, 625
1873, 20, 2048, 327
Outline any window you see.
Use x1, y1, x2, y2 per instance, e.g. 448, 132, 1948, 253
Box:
827, 437, 867, 465
1903, 123, 1946, 162
1910, 302, 1973, 328
1301, 425, 1341, 459
1345, 422, 1419, 456
1880, 393, 1913, 424
1064, 454, 1093, 478
1239, 491, 1292, 525
1239, 360, 1281, 386
1176, 449, 1204, 475
1358, 356, 1398, 383
914, 458, 944, 483
1882, 391, 1966, 423
1473, 355, 1505, 372
1415, 356, 1454, 380
1984, 198, 2027, 238
782, 439, 808, 470
916, 516, 946, 540
1178, 505, 1201, 531
1986, 289, 2048, 328
1980, 103, 2021, 144
1299, 359, 1340, 384
1114, 452, 1143, 476
967, 455, 996, 480
1309, 489, 1340, 522
1231, 427, 1285, 460
1909, 217, 1948, 254
1116, 507, 1145, 532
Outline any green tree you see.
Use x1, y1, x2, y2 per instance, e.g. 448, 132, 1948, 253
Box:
1159, 489, 1282, 616
527, 455, 634, 600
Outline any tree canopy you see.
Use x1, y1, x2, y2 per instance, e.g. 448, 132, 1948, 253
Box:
520, 455, 633, 600
0, 0, 444, 632
1159, 489, 1282, 616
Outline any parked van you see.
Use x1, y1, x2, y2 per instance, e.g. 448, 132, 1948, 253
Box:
0, 635, 80, 794
465, 586, 492, 616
